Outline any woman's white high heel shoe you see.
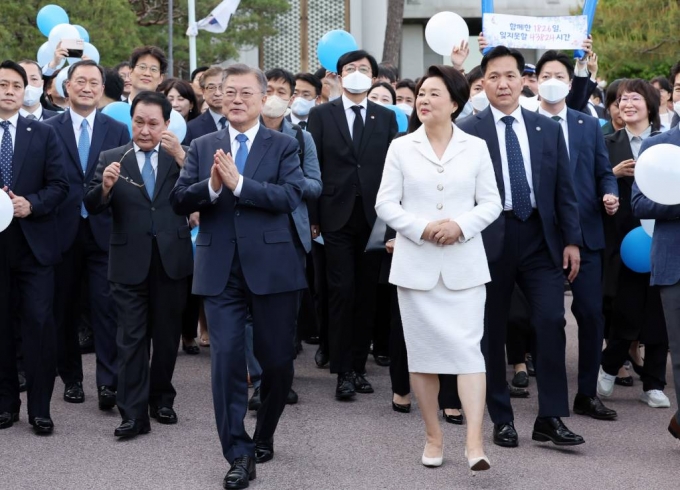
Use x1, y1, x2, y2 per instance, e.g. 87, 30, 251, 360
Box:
465, 448, 490, 471
421, 446, 443, 467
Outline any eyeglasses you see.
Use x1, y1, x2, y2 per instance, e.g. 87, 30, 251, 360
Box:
617, 95, 644, 106
72, 79, 101, 89
343, 65, 372, 76
118, 148, 146, 188
223, 90, 262, 100
133, 64, 161, 75
203, 84, 223, 94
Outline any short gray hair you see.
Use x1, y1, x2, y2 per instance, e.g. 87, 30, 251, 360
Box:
223, 63, 267, 94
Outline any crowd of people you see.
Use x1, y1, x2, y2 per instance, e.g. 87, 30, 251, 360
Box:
0, 30, 679, 490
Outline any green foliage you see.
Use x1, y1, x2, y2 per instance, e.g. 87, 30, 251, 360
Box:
4, 0, 289, 76
591, 0, 680, 81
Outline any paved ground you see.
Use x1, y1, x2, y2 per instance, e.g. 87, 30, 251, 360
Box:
1, 296, 678, 490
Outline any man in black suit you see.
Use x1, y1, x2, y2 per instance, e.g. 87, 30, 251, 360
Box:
19, 60, 58, 121
307, 50, 398, 400
183, 66, 225, 145
0, 60, 68, 434
457, 47, 584, 448
45, 60, 130, 409
128, 46, 167, 103
84, 91, 193, 438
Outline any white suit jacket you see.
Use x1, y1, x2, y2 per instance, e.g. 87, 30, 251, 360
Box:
375, 124, 502, 291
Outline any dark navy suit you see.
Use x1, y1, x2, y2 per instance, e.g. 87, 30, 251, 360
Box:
632, 128, 680, 419
560, 108, 617, 398
458, 106, 582, 423
44, 111, 129, 391
170, 125, 306, 463
182, 109, 219, 146
0, 116, 68, 420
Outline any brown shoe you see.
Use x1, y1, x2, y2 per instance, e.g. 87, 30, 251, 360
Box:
669, 416, 680, 440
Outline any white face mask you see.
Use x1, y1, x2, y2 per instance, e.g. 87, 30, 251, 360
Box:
469, 92, 489, 112
342, 71, 372, 94
538, 78, 570, 104
673, 101, 680, 118
262, 95, 290, 118
519, 95, 540, 112
23, 84, 43, 107
395, 102, 413, 117
456, 101, 474, 121
291, 97, 316, 117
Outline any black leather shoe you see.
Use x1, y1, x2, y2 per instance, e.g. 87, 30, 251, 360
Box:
150, 406, 178, 424
0, 412, 19, 429
392, 401, 411, 413
615, 376, 634, 387
573, 393, 617, 420
223, 456, 256, 489
286, 388, 299, 405
442, 409, 463, 425
254, 439, 274, 464
374, 354, 391, 367
79, 329, 95, 354
511, 371, 529, 388
315, 346, 329, 368
98, 386, 117, 410
29, 416, 54, 435
493, 422, 518, 448
64, 382, 85, 403
18, 371, 26, 393
182, 340, 200, 355
335, 372, 356, 400
508, 384, 530, 398
304, 335, 320, 345
526, 355, 536, 376
114, 419, 151, 438
669, 415, 680, 439
532, 417, 585, 446
353, 372, 374, 394
248, 387, 261, 411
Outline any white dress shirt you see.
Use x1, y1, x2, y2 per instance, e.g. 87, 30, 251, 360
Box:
70, 110, 97, 149
209, 122, 260, 201
0, 113, 20, 150
133, 142, 160, 176
19, 105, 45, 121
290, 113, 306, 126
538, 105, 569, 155
209, 109, 226, 129
489, 105, 536, 210
342, 94, 367, 139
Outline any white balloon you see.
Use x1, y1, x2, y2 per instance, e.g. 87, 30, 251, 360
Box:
83, 43, 100, 64
168, 110, 187, 143
0, 189, 13, 233
641, 219, 655, 237
635, 143, 680, 205
55, 68, 69, 99
425, 11, 469, 56
37, 42, 53, 67
48, 23, 80, 52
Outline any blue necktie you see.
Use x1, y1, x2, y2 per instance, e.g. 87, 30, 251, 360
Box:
78, 119, 91, 217
235, 133, 248, 174
502, 116, 532, 221
142, 150, 156, 199
0, 121, 13, 189
219, 116, 227, 130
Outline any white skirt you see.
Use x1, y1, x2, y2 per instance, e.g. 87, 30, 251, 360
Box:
397, 277, 486, 374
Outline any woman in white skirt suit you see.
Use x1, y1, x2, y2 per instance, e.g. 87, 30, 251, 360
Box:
375, 65, 502, 471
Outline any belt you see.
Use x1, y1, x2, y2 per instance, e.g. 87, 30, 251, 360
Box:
502, 209, 537, 220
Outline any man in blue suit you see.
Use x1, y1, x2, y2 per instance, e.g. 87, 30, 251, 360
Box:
631, 129, 680, 442
535, 51, 619, 420
183, 66, 225, 145
0, 60, 68, 434
457, 46, 584, 448
170, 64, 306, 490
45, 60, 130, 410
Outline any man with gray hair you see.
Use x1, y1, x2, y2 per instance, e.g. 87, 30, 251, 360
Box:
171, 63, 307, 489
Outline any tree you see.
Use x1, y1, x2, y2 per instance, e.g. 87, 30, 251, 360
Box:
382, 0, 405, 67
590, 0, 680, 80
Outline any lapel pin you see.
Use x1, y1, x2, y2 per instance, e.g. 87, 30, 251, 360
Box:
578, 119, 584, 124
27, 127, 31, 131
536, 126, 541, 131
370, 115, 375, 119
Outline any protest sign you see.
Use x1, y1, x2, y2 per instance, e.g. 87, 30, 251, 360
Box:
482, 13, 587, 50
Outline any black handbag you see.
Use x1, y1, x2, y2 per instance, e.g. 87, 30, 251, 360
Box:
364, 218, 388, 253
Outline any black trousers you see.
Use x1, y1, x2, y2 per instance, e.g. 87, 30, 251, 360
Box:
324, 197, 380, 374
110, 241, 187, 421
297, 252, 319, 342
204, 253, 299, 463
484, 213, 569, 424
602, 340, 668, 391
659, 282, 680, 416
373, 284, 391, 357
311, 241, 329, 352
182, 278, 200, 340
505, 286, 533, 366
0, 223, 56, 418
55, 218, 117, 388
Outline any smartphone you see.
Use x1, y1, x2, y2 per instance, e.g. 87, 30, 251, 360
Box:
62, 39, 84, 58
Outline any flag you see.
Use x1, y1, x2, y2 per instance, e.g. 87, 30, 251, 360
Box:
186, 0, 241, 36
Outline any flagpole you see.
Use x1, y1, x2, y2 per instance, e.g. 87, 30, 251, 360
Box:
168, 0, 174, 77
188, 0, 197, 74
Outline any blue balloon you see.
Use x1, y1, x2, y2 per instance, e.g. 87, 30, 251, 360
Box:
168, 110, 187, 143
481, 0, 495, 55
574, 0, 599, 59
101, 102, 132, 137
74, 25, 89, 43
37, 5, 70, 37
384, 105, 408, 133
317, 30, 358, 73
620, 226, 652, 273
191, 227, 199, 256
599, 118, 607, 127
